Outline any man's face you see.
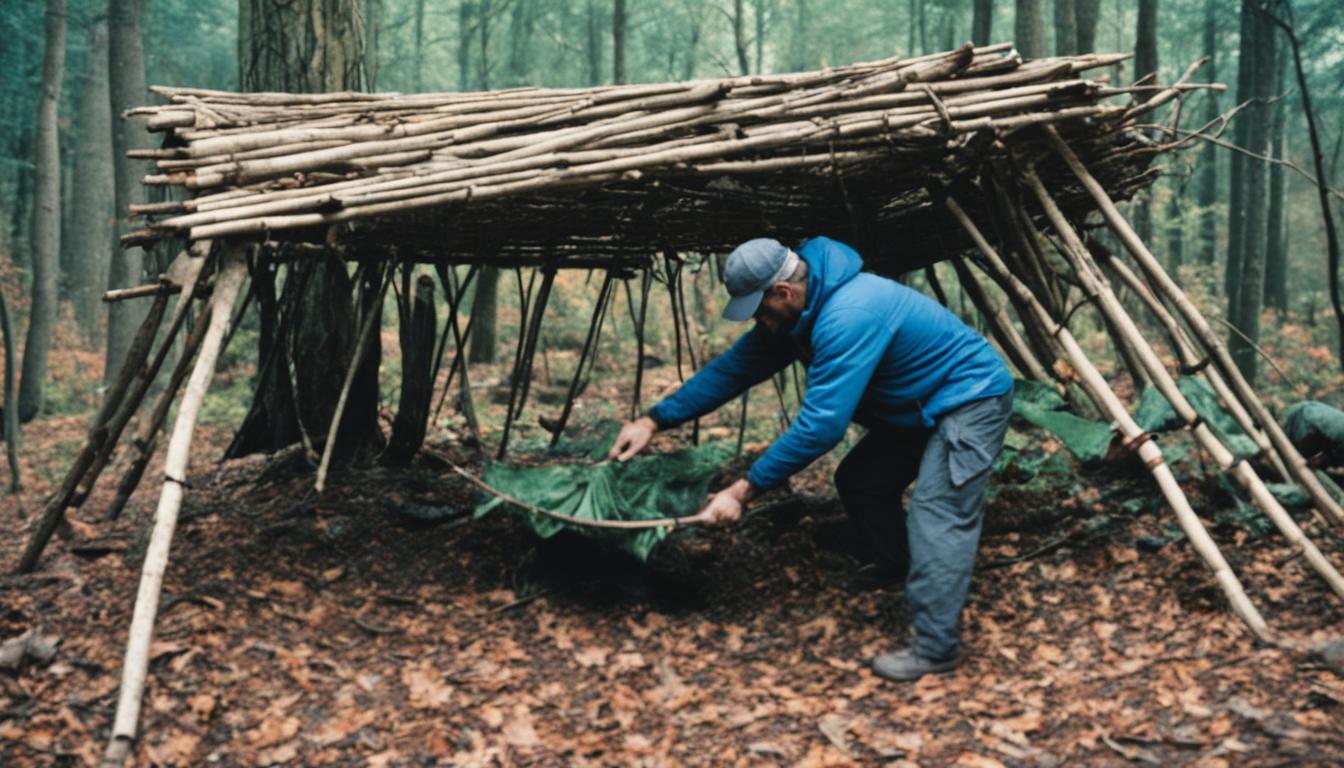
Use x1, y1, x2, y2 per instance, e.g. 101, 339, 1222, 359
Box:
753, 281, 805, 336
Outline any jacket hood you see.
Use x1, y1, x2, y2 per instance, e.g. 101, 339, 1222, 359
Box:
790, 237, 864, 339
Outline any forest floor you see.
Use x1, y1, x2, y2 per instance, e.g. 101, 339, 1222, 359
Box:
3, 360, 1344, 768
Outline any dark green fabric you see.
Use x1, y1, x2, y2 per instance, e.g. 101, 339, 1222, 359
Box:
1134, 378, 1257, 460
475, 438, 733, 562
1285, 401, 1344, 464
1011, 379, 1114, 464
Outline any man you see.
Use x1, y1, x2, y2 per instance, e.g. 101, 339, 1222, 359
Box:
608, 236, 1013, 681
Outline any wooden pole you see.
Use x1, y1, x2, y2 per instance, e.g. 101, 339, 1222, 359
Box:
15, 289, 171, 574
1043, 124, 1344, 527
106, 304, 215, 521
1021, 167, 1344, 602
101, 245, 246, 766
945, 194, 1274, 642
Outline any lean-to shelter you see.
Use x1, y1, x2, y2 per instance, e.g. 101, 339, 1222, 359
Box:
13, 42, 1344, 764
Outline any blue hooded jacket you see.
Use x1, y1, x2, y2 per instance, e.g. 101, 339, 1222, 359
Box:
648, 236, 1013, 490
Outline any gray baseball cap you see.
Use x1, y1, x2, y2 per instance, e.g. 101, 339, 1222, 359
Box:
721, 238, 800, 321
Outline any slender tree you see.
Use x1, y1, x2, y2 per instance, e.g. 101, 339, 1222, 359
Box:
1130, 0, 1158, 244
412, 0, 427, 91
732, 0, 750, 75
1054, 0, 1077, 56
1075, 0, 1100, 53
586, 0, 603, 86
613, 0, 627, 85
106, 0, 151, 385
1224, 4, 1254, 309
971, 0, 993, 46
18, 0, 67, 422
1014, 0, 1044, 59
1229, 0, 1278, 382
1196, 0, 1219, 265
1263, 43, 1287, 313
68, 8, 115, 340
1259, 2, 1343, 365
753, 0, 767, 74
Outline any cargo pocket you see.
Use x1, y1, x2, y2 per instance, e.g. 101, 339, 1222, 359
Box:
940, 400, 1005, 488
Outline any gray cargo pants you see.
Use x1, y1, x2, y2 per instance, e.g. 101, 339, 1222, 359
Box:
835, 390, 1013, 661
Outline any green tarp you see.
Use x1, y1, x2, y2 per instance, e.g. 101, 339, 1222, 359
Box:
1285, 400, 1344, 465
1133, 377, 1258, 459
475, 434, 733, 561
1011, 379, 1114, 463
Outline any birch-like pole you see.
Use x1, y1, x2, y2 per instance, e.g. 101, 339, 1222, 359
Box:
944, 194, 1273, 642
101, 246, 246, 767
1043, 125, 1344, 527
1021, 167, 1344, 602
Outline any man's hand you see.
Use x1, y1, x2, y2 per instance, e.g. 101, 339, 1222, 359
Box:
695, 478, 756, 527
608, 416, 659, 461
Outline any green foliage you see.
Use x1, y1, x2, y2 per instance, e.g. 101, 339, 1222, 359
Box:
475, 423, 734, 561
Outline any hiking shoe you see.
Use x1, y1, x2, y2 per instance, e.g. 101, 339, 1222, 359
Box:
871, 648, 960, 681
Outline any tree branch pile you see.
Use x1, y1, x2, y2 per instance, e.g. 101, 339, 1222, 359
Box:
120, 42, 1195, 272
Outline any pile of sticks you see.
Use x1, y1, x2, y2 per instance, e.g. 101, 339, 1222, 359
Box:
120, 43, 1180, 265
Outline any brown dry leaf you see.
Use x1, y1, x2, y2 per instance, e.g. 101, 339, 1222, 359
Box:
501, 704, 542, 750
402, 665, 453, 709
799, 616, 838, 643
269, 579, 306, 599
1033, 644, 1064, 664
146, 729, 201, 766
248, 715, 301, 748
188, 693, 216, 722
574, 645, 611, 668
609, 651, 648, 675
954, 751, 1007, 768
818, 713, 856, 757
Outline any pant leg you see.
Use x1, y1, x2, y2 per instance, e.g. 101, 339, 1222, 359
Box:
833, 426, 929, 574
906, 390, 1014, 661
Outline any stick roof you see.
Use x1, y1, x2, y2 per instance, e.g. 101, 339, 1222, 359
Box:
123, 43, 1183, 272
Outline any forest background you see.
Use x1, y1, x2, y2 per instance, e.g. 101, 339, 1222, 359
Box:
1, 0, 1343, 477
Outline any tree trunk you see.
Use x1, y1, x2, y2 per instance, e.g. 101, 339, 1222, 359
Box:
1134, 0, 1158, 86
612, 0, 626, 85
1229, 1, 1277, 382
788, 0, 809, 71
733, 0, 750, 75
1014, 0, 1044, 59
387, 275, 437, 465
18, 0, 67, 423
1263, 43, 1287, 314
106, 0, 150, 386
1054, 0, 1077, 56
235, 0, 378, 461
753, 0, 766, 74
459, 1, 473, 90
1129, 0, 1158, 247
585, 0, 602, 86
1165, 188, 1184, 272
468, 265, 499, 363
1075, 0, 1100, 53
1224, 4, 1254, 310
506, 0, 534, 86
971, 0, 993, 46
1196, 0, 1219, 265
477, 0, 492, 90
68, 10, 115, 342
412, 0, 426, 91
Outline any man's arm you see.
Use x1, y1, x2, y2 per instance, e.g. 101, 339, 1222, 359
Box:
608, 327, 793, 462
744, 307, 892, 491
